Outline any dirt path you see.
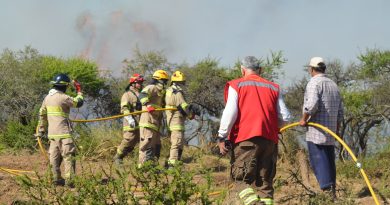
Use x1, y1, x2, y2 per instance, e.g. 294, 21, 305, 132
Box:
0, 152, 47, 204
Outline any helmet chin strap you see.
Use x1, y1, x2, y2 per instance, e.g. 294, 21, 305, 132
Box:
157, 79, 168, 85
132, 83, 142, 91
53, 85, 67, 93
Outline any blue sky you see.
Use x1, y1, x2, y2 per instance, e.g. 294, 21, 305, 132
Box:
0, 0, 389, 86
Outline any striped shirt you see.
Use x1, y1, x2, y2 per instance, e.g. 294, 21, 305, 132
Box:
303, 74, 344, 145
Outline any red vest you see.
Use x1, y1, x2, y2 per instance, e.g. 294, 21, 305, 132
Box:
225, 74, 280, 144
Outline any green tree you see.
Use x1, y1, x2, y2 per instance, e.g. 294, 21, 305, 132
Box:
181, 58, 230, 116
41, 56, 117, 118
122, 47, 175, 81
0, 46, 45, 125
41, 56, 105, 98
342, 49, 390, 156
0, 46, 109, 150
358, 49, 390, 80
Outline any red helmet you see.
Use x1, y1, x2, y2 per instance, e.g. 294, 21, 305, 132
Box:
129, 74, 144, 84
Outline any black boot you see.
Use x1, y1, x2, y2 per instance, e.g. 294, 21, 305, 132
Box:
178, 149, 183, 161
53, 178, 65, 186
155, 144, 162, 160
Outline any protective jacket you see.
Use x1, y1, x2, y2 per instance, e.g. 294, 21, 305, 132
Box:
38, 89, 84, 139
165, 84, 191, 131
121, 87, 141, 131
139, 83, 165, 131
225, 74, 280, 144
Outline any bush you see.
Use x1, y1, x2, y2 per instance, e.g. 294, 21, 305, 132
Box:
338, 144, 390, 179
0, 120, 37, 151
72, 122, 122, 160
337, 143, 390, 200
17, 162, 215, 204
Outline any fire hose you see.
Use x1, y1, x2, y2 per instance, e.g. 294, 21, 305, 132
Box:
279, 122, 380, 205
0, 112, 380, 204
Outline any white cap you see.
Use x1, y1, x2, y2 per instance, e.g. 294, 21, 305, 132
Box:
306, 57, 324, 68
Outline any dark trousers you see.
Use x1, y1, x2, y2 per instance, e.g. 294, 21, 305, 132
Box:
307, 141, 336, 190
230, 137, 277, 198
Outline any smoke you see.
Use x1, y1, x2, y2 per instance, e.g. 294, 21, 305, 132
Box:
1, 0, 389, 85
76, 11, 96, 59
75, 10, 170, 74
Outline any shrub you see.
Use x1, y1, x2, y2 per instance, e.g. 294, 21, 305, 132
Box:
73, 122, 122, 160
0, 120, 37, 151
17, 162, 215, 204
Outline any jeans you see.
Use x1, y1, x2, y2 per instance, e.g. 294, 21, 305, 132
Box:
307, 141, 336, 190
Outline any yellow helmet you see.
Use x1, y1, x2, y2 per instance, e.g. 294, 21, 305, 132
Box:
171, 71, 185, 82
152, 69, 169, 80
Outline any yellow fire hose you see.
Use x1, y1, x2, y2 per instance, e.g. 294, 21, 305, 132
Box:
207, 122, 380, 204
0, 167, 38, 180
0, 109, 178, 178
70, 108, 177, 123
0, 167, 34, 173
0, 111, 380, 204
32, 108, 177, 161
280, 122, 380, 205
35, 127, 49, 161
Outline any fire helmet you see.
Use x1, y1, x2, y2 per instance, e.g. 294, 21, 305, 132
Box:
152, 69, 169, 80
50, 74, 71, 86
129, 73, 144, 84
171, 71, 185, 82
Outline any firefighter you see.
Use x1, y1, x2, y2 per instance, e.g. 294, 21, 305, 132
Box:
138, 69, 169, 165
165, 71, 199, 167
113, 74, 145, 165
36, 73, 84, 186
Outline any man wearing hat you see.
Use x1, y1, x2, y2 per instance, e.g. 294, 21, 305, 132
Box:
217, 56, 291, 205
300, 57, 344, 199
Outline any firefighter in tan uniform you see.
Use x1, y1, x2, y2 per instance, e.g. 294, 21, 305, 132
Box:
138, 70, 169, 165
36, 74, 84, 186
113, 74, 144, 165
165, 71, 199, 166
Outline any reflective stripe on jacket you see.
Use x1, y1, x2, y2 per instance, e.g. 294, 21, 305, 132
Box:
121, 87, 140, 132
139, 83, 165, 132
226, 74, 280, 144
38, 89, 84, 139
165, 84, 189, 131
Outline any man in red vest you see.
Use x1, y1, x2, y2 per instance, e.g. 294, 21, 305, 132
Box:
218, 56, 291, 205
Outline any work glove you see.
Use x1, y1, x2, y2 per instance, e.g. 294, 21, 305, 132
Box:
125, 115, 136, 128
188, 113, 195, 120
189, 104, 201, 116
73, 80, 82, 93
146, 105, 155, 113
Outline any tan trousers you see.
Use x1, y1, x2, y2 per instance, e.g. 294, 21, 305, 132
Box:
138, 127, 161, 164
49, 138, 76, 181
230, 137, 277, 199
168, 130, 184, 165
117, 130, 139, 157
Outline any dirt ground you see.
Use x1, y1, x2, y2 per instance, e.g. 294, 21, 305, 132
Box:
0, 151, 47, 204
0, 152, 388, 205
